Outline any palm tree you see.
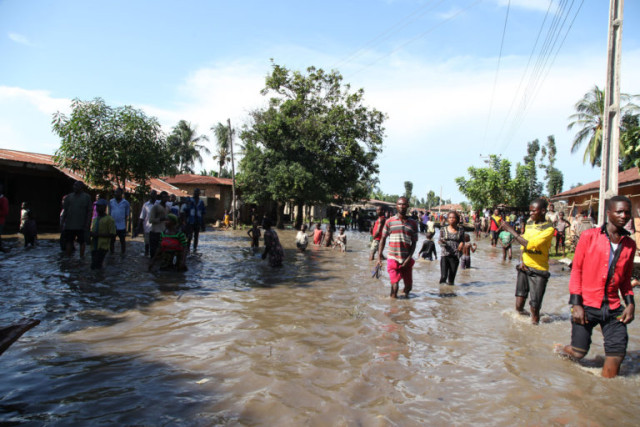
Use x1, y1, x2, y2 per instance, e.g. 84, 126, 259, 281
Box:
211, 122, 233, 177
167, 120, 210, 174
568, 85, 636, 167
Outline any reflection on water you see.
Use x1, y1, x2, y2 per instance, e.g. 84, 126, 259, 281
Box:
1, 230, 639, 425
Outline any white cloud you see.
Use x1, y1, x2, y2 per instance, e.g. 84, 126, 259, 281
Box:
0, 87, 69, 154
8, 32, 34, 46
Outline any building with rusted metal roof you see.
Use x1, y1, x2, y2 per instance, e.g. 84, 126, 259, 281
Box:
0, 148, 186, 231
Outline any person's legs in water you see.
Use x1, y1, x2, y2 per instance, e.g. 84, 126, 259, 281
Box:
447, 255, 460, 285
193, 227, 200, 252
439, 256, 450, 284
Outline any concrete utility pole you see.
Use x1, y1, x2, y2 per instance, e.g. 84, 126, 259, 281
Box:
598, 0, 624, 224
228, 118, 237, 230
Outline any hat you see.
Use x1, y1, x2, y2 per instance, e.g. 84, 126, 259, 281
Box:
167, 213, 178, 224
96, 199, 108, 206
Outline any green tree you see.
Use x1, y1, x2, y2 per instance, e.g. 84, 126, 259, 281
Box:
237, 62, 386, 228
52, 98, 171, 198
540, 135, 563, 196
455, 155, 513, 210
211, 122, 233, 177
167, 120, 210, 174
404, 181, 413, 201
621, 113, 640, 170
568, 85, 637, 167
426, 191, 441, 209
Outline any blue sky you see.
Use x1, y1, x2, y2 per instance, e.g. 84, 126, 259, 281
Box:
1, 0, 639, 203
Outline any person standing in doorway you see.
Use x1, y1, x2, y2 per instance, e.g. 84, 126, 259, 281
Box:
377, 197, 418, 298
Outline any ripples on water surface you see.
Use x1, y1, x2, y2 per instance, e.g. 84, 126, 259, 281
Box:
1, 230, 639, 426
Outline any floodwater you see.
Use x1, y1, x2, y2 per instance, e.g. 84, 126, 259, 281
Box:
1, 229, 639, 426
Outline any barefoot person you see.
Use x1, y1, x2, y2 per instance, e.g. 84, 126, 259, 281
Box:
500, 198, 554, 325
559, 196, 635, 378
377, 197, 418, 298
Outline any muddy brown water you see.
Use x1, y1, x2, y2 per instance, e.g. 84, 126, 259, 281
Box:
1, 230, 639, 426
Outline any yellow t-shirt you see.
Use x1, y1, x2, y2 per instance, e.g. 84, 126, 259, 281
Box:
521, 219, 554, 271
91, 215, 116, 251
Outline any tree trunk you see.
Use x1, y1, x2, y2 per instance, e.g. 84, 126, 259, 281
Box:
295, 201, 304, 230
276, 201, 285, 229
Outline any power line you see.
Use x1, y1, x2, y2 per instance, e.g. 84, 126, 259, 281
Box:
482, 0, 512, 148
496, 0, 584, 152
331, 0, 446, 70
346, 0, 483, 79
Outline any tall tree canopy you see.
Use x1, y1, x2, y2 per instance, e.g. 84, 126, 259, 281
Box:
237, 62, 386, 227
166, 120, 210, 174
211, 122, 234, 177
404, 181, 413, 201
52, 98, 171, 197
567, 85, 638, 167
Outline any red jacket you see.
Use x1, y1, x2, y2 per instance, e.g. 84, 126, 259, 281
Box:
569, 226, 635, 310
371, 216, 385, 241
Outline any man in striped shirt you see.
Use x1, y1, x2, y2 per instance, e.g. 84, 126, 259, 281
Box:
377, 197, 419, 298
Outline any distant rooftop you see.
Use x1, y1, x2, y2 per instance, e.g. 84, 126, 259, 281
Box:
163, 174, 233, 186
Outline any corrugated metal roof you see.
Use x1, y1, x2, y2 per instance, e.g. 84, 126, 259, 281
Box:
0, 148, 187, 196
163, 174, 233, 186
551, 167, 640, 200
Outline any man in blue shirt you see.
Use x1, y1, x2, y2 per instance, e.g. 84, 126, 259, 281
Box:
109, 187, 130, 255
181, 188, 206, 252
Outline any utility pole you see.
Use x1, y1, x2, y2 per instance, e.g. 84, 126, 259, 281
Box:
228, 118, 237, 230
598, 0, 624, 224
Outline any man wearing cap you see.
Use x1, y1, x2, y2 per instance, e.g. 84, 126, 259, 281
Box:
90, 199, 116, 270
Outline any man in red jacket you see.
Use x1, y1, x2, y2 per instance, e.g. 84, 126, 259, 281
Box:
0, 184, 9, 253
559, 195, 635, 377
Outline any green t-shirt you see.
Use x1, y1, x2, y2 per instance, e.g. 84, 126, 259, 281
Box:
91, 215, 116, 251
63, 192, 92, 230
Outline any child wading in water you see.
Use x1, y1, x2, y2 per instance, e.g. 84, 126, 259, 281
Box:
296, 224, 309, 252
313, 223, 324, 246
498, 228, 514, 260
333, 227, 347, 252
323, 226, 334, 247
149, 214, 188, 271
460, 234, 477, 269
418, 232, 437, 260
262, 218, 284, 267
90, 199, 116, 270
247, 221, 261, 249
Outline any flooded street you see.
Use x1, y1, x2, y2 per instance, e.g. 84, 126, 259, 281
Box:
1, 229, 640, 426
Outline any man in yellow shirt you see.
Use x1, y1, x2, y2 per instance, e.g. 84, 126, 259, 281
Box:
500, 198, 555, 324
